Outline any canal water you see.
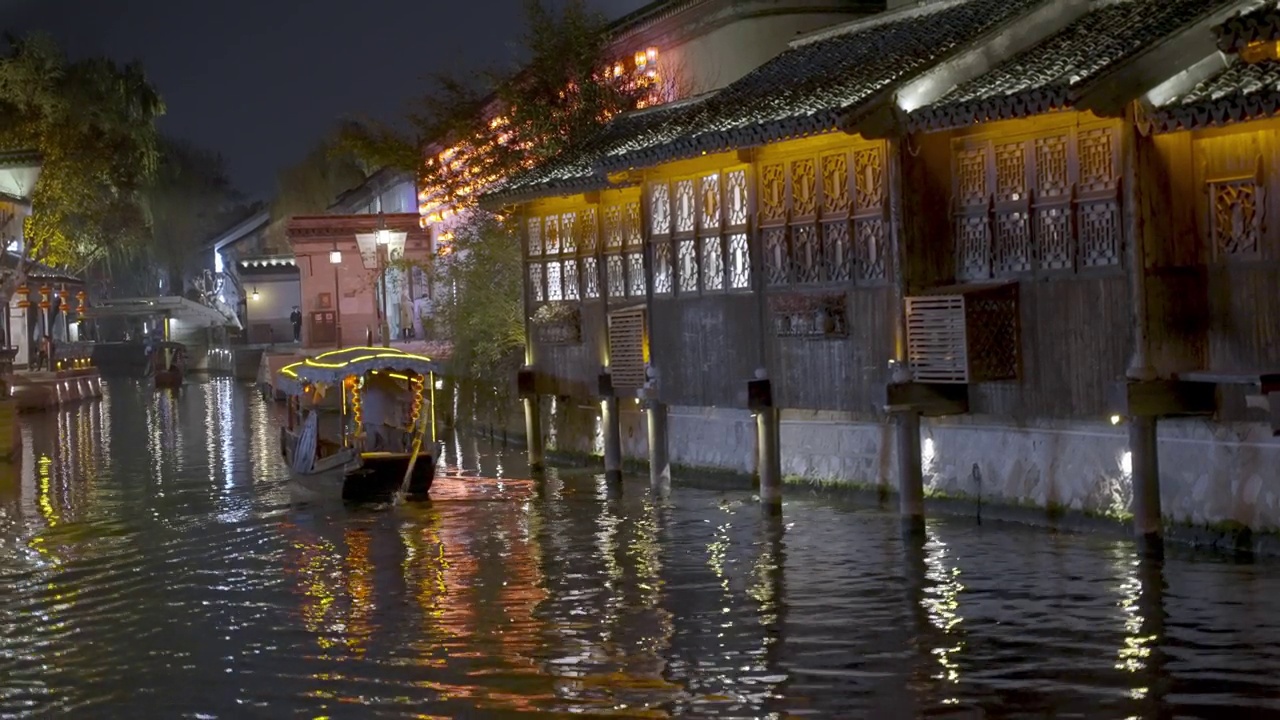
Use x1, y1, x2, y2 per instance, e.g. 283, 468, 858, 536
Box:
2, 379, 1280, 719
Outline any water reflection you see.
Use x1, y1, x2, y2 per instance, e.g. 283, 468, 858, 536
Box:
1, 380, 1280, 717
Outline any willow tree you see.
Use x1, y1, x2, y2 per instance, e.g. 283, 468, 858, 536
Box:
339, 0, 652, 397
0, 33, 164, 293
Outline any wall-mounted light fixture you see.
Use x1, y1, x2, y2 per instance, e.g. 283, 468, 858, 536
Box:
251, 287, 260, 301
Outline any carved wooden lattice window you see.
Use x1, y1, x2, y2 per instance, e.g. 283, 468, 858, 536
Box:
759, 163, 787, 224
607, 254, 626, 297
560, 212, 577, 255
954, 145, 991, 281
763, 228, 788, 286
527, 217, 542, 256
583, 256, 600, 299
544, 216, 561, 255
728, 233, 750, 289
653, 242, 673, 295
702, 237, 724, 291
674, 179, 696, 235
1076, 128, 1120, 269
529, 263, 544, 302
677, 238, 698, 293
563, 258, 580, 300
791, 225, 821, 283
546, 260, 563, 301
604, 205, 623, 250
823, 153, 852, 216
700, 173, 721, 231
1034, 136, 1072, 271
823, 222, 853, 282
852, 146, 887, 283
626, 252, 645, 297
624, 202, 642, 248
650, 183, 671, 236
580, 207, 598, 254
791, 158, 817, 219
1210, 179, 1264, 260
607, 307, 648, 390
726, 170, 748, 227
951, 125, 1122, 279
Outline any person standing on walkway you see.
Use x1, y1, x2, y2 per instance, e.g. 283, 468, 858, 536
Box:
290, 306, 302, 343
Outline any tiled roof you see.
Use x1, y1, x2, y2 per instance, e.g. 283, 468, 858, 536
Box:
911, 0, 1236, 133
599, 0, 1044, 171
482, 93, 713, 205
1215, 1, 1280, 52
0, 150, 41, 169
1150, 58, 1280, 132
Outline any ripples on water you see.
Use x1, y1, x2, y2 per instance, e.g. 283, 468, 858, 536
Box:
1, 379, 1279, 718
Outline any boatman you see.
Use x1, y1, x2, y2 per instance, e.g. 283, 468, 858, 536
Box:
290, 306, 302, 343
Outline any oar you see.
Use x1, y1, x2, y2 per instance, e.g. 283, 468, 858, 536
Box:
393, 409, 429, 505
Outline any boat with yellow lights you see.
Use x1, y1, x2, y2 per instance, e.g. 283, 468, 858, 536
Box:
276, 346, 443, 504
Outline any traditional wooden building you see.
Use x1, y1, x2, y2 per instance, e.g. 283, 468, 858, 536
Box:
491, 0, 1280, 543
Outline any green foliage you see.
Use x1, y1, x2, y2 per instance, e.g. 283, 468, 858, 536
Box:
435, 211, 526, 393
336, 0, 646, 211
265, 138, 367, 251
0, 33, 164, 279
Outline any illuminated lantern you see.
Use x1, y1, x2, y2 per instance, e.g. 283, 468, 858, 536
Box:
76, 290, 87, 314
409, 376, 424, 427
38, 285, 50, 310
15, 284, 29, 309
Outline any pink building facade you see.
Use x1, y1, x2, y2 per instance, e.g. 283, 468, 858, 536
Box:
286, 214, 432, 349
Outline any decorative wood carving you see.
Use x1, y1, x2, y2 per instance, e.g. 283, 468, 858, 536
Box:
581, 206, 598, 252
546, 259, 563, 301
653, 242, 673, 295
528, 217, 542, 256
728, 232, 751, 289
583, 256, 600, 299
700, 173, 721, 231
853, 147, 884, 212
563, 258, 580, 300
769, 292, 848, 338
791, 158, 817, 218
823, 152, 852, 216
1035, 206, 1072, 270
823, 221, 853, 282
626, 251, 645, 296
994, 211, 1031, 274
604, 205, 623, 249
560, 212, 577, 255
529, 263, 544, 302
1079, 200, 1120, 267
958, 147, 988, 206
544, 215, 561, 255
763, 227, 789, 286
1078, 128, 1117, 194
726, 170, 748, 227
674, 179, 696, 234
624, 201, 642, 247
790, 225, 821, 283
607, 254, 626, 297
854, 218, 886, 281
1210, 179, 1264, 259
701, 236, 724, 291
956, 214, 992, 281
1035, 136, 1069, 198
906, 283, 1019, 384
760, 163, 787, 224
995, 143, 1026, 203
649, 183, 671, 237
677, 238, 698, 293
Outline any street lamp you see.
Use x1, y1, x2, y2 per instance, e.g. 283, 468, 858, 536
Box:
329, 243, 343, 349
375, 211, 391, 347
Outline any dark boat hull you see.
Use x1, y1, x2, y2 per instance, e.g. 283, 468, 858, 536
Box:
341, 451, 437, 503
155, 369, 183, 388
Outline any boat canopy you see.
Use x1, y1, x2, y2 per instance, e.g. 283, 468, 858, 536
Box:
276, 346, 442, 395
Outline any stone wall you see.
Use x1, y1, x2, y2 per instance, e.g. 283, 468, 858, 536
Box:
503, 395, 1280, 533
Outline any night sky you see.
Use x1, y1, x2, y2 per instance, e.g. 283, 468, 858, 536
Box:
2, 0, 650, 200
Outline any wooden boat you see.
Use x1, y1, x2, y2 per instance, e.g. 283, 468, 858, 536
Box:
277, 346, 443, 504
150, 341, 187, 389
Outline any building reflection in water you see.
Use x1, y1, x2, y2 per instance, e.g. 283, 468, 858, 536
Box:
903, 525, 967, 709
1111, 542, 1168, 714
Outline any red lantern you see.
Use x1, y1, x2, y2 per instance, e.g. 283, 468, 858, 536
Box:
15, 285, 29, 309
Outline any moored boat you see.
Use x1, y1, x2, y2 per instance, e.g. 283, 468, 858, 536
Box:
150, 341, 187, 389
277, 346, 443, 504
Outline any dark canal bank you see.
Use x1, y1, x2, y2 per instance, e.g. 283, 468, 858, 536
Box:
2, 379, 1280, 718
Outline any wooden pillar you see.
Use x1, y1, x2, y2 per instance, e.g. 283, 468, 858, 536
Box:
523, 395, 544, 471
603, 405, 623, 484
751, 370, 782, 509
1129, 414, 1162, 555
644, 367, 669, 496
1122, 108, 1157, 382
896, 410, 925, 534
